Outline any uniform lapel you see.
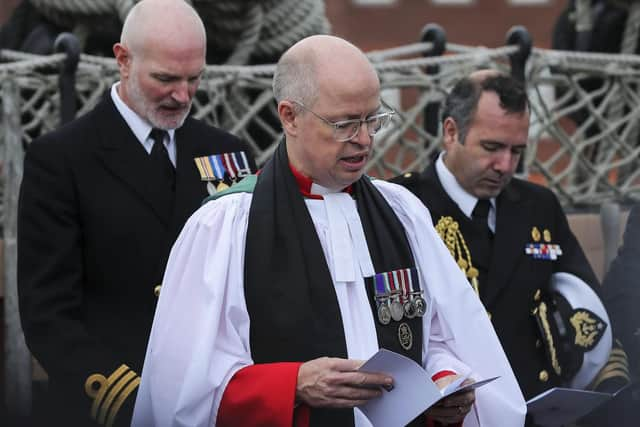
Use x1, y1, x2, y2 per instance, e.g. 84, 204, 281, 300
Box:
421, 165, 465, 225
95, 97, 172, 226
484, 182, 531, 306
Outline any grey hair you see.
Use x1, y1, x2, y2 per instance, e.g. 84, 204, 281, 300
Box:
272, 55, 318, 108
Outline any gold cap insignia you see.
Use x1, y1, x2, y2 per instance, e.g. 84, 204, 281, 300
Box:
570, 309, 607, 350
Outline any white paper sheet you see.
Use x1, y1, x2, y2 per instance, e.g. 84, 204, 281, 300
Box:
357, 349, 498, 427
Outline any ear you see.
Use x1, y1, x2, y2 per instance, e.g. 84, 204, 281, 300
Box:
442, 117, 460, 151
113, 43, 131, 78
278, 100, 299, 137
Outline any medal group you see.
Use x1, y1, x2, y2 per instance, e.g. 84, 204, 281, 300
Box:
525, 226, 563, 261
194, 151, 252, 194
369, 267, 427, 351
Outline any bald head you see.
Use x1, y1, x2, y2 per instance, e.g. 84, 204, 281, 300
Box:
113, 0, 207, 129
274, 35, 383, 190
120, 0, 206, 58
273, 35, 379, 108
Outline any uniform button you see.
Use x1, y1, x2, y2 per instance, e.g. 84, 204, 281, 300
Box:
535, 339, 542, 348
154, 285, 162, 297
404, 173, 412, 178
534, 289, 541, 302
539, 370, 549, 382
486, 311, 492, 320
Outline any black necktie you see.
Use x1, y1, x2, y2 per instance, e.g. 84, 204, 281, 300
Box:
149, 128, 175, 191
472, 199, 493, 238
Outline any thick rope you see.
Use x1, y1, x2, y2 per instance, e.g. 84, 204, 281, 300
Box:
26, 0, 329, 64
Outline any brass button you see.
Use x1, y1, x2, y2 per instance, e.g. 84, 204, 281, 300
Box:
486, 311, 492, 320
531, 307, 539, 316
153, 285, 162, 297
534, 289, 541, 302
404, 173, 412, 178
539, 370, 549, 382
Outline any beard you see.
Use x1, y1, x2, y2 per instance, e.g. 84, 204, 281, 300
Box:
125, 72, 191, 130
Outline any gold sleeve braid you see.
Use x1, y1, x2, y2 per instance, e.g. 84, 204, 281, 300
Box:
84, 364, 140, 427
590, 339, 631, 390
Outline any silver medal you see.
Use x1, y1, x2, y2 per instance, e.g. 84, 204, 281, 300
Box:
413, 295, 427, 317
377, 303, 392, 325
403, 299, 417, 318
390, 295, 404, 322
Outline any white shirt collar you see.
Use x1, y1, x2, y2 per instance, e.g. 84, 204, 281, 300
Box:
110, 83, 177, 164
435, 151, 496, 231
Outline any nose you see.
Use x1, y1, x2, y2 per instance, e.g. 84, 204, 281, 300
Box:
171, 81, 191, 104
351, 121, 372, 147
493, 150, 514, 174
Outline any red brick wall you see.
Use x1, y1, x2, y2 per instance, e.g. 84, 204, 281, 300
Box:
0, 0, 22, 27
0, 0, 566, 50
326, 0, 566, 50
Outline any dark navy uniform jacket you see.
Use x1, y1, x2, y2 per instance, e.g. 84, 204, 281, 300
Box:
392, 163, 599, 400
17, 95, 254, 426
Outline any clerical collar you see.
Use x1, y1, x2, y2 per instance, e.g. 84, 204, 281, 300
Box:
289, 163, 352, 199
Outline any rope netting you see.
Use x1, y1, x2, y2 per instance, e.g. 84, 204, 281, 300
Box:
2, 42, 640, 215
21, 0, 330, 64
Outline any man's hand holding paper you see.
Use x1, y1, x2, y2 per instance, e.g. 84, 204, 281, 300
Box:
296, 357, 394, 408
356, 349, 498, 426
427, 375, 476, 425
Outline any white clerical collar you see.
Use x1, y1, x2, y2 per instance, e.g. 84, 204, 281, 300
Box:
310, 182, 342, 196
435, 151, 496, 225
110, 82, 176, 148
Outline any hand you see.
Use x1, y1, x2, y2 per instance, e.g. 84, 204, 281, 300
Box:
296, 357, 394, 408
425, 375, 476, 425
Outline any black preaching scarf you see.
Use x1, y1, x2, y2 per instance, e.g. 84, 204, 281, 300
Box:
245, 141, 424, 426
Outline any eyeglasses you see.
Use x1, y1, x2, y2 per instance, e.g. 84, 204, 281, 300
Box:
291, 100, 395, 142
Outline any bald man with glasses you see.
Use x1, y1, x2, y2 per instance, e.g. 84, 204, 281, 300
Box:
133, 35, 525, 427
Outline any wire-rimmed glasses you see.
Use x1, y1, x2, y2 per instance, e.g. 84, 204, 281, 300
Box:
290, 100, 395, 142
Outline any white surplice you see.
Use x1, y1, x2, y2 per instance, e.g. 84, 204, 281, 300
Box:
132, 180, 526, 427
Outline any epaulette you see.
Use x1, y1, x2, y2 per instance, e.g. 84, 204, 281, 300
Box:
202, 174, 257, 204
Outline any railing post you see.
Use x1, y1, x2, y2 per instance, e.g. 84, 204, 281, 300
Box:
2, 77, 31, 423
54, 32, 80, 125
506, 26, 532, 83
421, 23, 446, 143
